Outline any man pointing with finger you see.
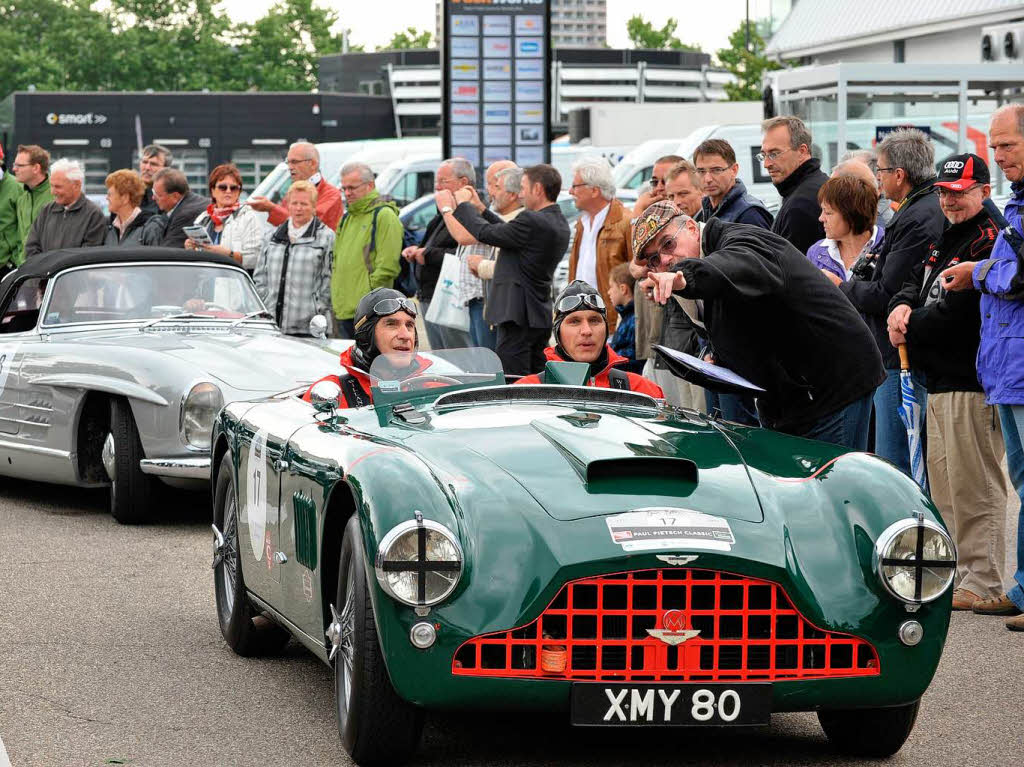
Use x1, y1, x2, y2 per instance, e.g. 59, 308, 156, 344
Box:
633, 201, 883, 447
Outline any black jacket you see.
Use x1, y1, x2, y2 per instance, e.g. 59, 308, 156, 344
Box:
157, 192, 210, 248
453, 201, 570, 329
839, 180, 945, 369
770, 158, 828, 255
697, 178, 773, 229
104, 209, 163, 247
416, 212, 459, 302
673, 219, 884, 436
888, 206, 1000, 393
140, 186, 158, 216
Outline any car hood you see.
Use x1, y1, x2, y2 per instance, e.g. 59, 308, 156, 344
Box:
74, 329, 342, 391
411, 404, 763, 523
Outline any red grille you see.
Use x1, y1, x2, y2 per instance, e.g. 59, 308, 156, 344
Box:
453, 569, 880, 681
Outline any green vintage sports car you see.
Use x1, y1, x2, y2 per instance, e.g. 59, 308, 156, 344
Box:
210, 348, 955, 765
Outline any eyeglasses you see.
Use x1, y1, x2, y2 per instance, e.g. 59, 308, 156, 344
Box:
638, 221, 686, 265
569, 182, 590, 190
875, 167, 898, 175
341, 182, 369, 193
556, 293, 605, 313
372, 298, 418, 318
696, 166, 729, 176
286, 158, 314, 166
650, 176, 666, 187
937, 184, 981, 198
755, 148, 790, 163
215, 183, 241, 192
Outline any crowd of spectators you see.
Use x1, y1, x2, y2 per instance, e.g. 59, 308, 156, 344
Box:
3, 105, 1024, 631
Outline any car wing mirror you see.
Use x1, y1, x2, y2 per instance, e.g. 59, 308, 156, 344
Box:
309, 379, 341, 416
309, 314, 329, 340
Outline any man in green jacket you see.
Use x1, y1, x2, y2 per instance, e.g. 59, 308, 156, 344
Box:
0, 145, 21, 277
12, 145, 54, 265
332, 161, 402, 338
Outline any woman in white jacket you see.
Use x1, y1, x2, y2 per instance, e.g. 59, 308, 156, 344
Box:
184, 163, 263, 271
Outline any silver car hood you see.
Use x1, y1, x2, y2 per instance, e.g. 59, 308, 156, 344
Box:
71, 328, 342, 391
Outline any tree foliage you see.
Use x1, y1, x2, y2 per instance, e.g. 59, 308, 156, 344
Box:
0, 0, 356, 95
378, 27, 433, 51
625, 15, 701, 53
716, 20, 782, 102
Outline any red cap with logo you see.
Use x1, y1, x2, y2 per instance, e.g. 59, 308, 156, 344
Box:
934, 153, 990, 191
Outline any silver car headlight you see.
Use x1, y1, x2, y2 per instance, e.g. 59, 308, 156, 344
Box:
875, 515, 956, 604
375, 516, 463, 607
180, 382, 223, 450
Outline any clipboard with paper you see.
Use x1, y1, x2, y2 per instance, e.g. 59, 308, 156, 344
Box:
653, 344, 766, 397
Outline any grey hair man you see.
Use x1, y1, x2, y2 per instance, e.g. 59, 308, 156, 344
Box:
453, 160, 523, 350
151, 167, 210, 248
401, 157, 477, 350
760, 115, 828, 253
836, 127, 945, 475
139, 144, 173, 214
23, 158, 106, 258
566, 156, 632, 331
248, 141, 343, 230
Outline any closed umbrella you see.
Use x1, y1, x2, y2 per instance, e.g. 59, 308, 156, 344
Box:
897, 344, 926, 488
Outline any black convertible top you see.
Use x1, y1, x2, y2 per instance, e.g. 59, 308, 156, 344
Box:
0, 247, 242, 308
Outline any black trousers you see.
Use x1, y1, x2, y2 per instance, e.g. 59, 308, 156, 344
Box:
496, 322, 549, 377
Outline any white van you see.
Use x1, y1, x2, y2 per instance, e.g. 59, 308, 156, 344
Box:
247, 137, 441, 213
611, 138, 690, 190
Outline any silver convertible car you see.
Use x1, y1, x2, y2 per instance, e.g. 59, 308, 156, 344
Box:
0, 247, 341, 523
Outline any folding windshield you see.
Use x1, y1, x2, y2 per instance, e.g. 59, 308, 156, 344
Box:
369, 347, 505, 405
42, 264, 265, 326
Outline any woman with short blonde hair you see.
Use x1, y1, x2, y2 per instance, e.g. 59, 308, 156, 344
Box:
104, 169, 163, 246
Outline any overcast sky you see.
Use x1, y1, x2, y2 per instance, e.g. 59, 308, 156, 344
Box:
221, 0, 774, 59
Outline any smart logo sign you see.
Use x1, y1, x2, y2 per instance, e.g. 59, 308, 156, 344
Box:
46, 112, 108, 126
443, 0, 550, 174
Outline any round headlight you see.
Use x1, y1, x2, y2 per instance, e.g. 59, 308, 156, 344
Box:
375, 517, 463, 607
875, 516, 956, 604
181, 382, 224, 450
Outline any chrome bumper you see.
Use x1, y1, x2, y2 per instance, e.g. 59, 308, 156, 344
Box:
139, 457, 211, 480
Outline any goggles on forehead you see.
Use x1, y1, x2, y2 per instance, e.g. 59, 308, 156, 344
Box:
556, 293, 605, 314
355, 298, 418, 330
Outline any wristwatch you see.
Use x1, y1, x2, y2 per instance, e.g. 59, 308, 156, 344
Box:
440, 205, 454, 214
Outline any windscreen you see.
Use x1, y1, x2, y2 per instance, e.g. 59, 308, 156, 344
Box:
43, 264, 265, 325
369, 347, 504, 398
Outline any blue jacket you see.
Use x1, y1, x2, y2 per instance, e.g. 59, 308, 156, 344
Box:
610, 300, 643, 373
973, 181, 1024, 404
697, 178, 773, 229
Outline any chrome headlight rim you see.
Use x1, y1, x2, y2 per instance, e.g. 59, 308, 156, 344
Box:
374, 518, 464, 607
874, 516, 956, 605
180, 381, 224, 451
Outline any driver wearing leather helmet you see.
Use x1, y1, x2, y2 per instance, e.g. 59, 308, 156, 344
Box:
516, 280, 664, 396
304, 287, 432, 407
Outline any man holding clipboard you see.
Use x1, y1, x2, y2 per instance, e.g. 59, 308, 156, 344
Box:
632, 201, 883, 449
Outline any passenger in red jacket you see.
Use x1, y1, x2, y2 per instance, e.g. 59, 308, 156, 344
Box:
304, 287, 431, 407
516, 280, 664, 397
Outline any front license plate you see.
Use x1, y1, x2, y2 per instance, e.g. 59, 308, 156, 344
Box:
571, 683, 771, 726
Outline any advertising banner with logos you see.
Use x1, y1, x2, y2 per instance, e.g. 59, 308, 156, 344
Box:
443, 0, 551, 177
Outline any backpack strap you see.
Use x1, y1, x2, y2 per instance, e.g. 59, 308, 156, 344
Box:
337, 370, 372, 408
362, 206, 383, 277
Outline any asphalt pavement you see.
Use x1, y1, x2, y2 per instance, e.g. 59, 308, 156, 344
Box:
1, 477, 1021, 767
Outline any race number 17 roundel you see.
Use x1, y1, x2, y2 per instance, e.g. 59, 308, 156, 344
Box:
246, 429, 270, 560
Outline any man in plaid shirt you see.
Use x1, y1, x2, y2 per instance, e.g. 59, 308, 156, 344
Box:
254, 181, 334, 336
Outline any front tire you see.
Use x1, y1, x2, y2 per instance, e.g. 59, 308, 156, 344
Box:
335, 515, 423, 765
213, 450, 289, 656
818, 700, 920, 757
108, 398, 153, 524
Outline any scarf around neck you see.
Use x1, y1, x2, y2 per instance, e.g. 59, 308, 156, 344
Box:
206, 202, 240, 228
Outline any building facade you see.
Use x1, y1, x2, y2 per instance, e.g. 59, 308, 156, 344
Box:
767, 0, 1024, 65
0, 91, 393, 195
319, 48, 732, 138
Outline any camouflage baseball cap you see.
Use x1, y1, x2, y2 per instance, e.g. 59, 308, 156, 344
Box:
631, 200, 681, 257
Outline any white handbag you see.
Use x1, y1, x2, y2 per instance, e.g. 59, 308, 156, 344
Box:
424, 252, 471, 332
